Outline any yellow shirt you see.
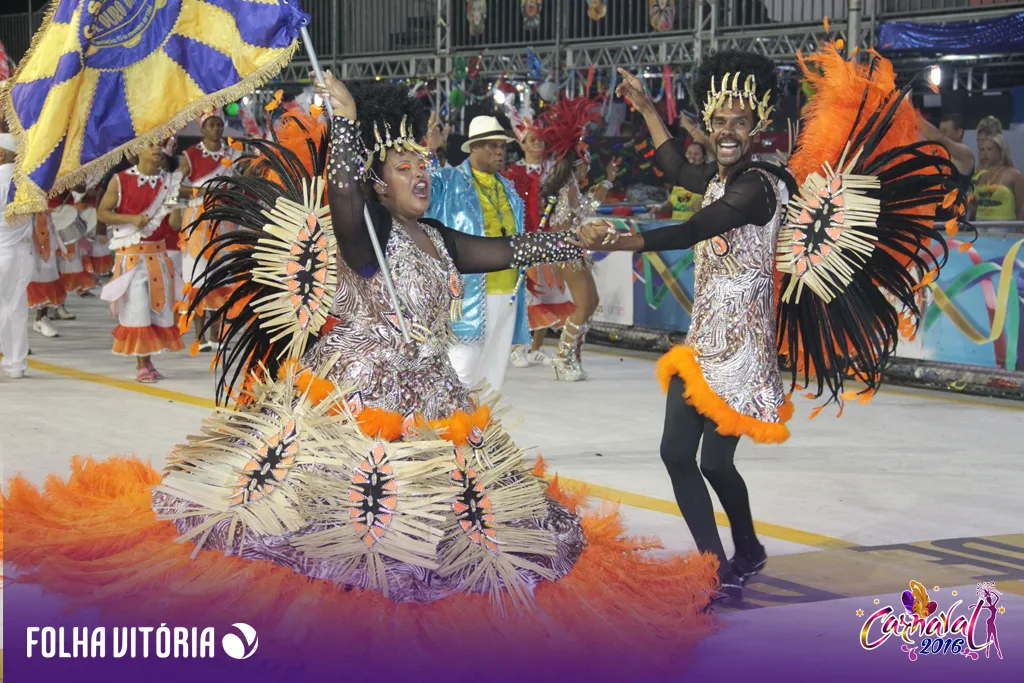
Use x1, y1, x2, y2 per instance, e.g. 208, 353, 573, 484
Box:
670, 186, 703, 221
472, 168, 519, 294
972, 171, 1016, 221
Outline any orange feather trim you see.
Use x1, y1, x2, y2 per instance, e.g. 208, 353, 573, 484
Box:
1, 456, 717, 677
282, 369, 497, 446
656, 345, 791, 444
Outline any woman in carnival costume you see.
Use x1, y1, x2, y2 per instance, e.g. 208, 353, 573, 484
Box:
575, 45, 967, 604
536, 97, 621, 381
1, 77, 718, 680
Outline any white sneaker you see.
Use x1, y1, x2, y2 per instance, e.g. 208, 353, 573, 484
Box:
51, 305, 76, 320
33, 318, 59, 337
526, 349, 550, 365
509, 346, 531, 368
6, 369, 26, 379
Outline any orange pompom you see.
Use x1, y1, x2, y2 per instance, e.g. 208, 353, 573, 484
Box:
189, 340, 200, 356
809, 405, 824, 420
945, 217, 959, 237
958, 242, 973, 253
942, 189, 958, 209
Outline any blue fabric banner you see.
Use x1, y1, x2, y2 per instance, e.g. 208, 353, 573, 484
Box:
878, 11, 1024, 54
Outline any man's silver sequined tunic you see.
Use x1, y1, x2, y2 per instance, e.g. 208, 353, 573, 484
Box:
686, 170, 787, 424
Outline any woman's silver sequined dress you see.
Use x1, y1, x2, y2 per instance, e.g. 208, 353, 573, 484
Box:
154, 215, 586, 604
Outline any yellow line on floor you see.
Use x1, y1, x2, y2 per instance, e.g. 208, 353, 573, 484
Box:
26, 357, 855, 551
26, 359, 217, 410
583, 345, 1024, 411
545, 474, 854, 550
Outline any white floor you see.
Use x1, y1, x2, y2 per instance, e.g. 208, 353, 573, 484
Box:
3, 295, 1023, 676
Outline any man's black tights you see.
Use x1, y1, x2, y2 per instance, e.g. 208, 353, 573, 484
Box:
660, 375, 762, 578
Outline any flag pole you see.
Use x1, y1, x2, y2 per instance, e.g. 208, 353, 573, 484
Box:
299, 26, 412, 344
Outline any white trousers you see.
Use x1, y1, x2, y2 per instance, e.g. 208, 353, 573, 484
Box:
0, 241, 34, 376
448, 293, 517, 392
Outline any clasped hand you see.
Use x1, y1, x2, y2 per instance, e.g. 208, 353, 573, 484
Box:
568, 219, 631, 252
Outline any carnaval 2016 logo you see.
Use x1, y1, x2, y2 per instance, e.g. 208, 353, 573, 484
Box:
859, 581, 1006, 661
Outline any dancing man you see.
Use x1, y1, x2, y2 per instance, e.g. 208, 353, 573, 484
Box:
577, 43, 964, 605
582, 52, 786, 603
426, 115, 531, 392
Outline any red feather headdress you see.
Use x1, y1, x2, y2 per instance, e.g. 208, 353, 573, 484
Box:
537, 97, 601, 165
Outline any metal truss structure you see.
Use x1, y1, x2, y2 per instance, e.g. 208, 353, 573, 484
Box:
266, 1, 1024, 94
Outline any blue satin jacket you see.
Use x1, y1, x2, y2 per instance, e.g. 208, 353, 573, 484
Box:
426, 159, 530, 345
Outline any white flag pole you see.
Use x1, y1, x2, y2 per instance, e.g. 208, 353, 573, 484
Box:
299, 26, 412, 344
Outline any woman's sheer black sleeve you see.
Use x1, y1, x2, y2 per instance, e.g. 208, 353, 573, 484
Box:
655, 139, 717, 193
639, 171, 778, 253
326, 115, 388, 274
430, 222, 583, 275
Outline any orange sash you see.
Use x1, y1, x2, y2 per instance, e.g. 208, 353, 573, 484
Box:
113, 242, 173, 314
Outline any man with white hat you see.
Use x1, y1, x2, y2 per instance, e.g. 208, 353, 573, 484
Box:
425, 114, 529, 392
0, 132, 34, 378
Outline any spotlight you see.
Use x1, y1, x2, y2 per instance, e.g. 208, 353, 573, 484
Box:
493, 90, 506, 105
928, 65, 942, 88
242, 96, 250, 106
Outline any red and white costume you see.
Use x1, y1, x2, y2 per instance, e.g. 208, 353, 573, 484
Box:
180, 140, 235, 314
502, 160, 574, 331
100, 167, 184, 356
54, 193, 98, 295
26, 196, 68, 309
77, 181, 115, 276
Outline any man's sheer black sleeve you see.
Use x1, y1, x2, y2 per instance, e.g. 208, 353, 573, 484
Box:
655, 139, 717, 193
639, 171, 777, 253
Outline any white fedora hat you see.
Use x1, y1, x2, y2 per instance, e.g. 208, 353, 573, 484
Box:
461, 116, 515, 153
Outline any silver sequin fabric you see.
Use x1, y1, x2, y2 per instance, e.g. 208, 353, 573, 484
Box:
685, 170, 787, 423
302, 221, 469, 420
154, 217, 585, 604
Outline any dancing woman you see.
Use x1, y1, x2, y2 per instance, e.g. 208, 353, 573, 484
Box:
536, 98, 620, 381
2, 77, 717, 680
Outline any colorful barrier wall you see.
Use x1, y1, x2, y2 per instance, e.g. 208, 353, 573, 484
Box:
591, 221, 1024, 371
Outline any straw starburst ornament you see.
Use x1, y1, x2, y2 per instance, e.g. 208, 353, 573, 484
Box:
249, 176, 337, 360
777, 145, 881, 304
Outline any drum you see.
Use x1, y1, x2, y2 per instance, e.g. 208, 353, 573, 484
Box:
79, 207, 98, 238
51, 205, 87, 246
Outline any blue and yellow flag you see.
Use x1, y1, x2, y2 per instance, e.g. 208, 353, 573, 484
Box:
2, 0, 307, 219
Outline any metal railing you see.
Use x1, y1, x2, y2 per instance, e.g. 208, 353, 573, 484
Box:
3, 1, 1024, 70
0, 11, 42, 67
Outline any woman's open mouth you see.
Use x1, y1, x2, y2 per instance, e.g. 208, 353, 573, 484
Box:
412, 180, 429, 199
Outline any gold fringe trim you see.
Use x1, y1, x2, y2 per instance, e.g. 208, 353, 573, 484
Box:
2, 31, 299, 222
